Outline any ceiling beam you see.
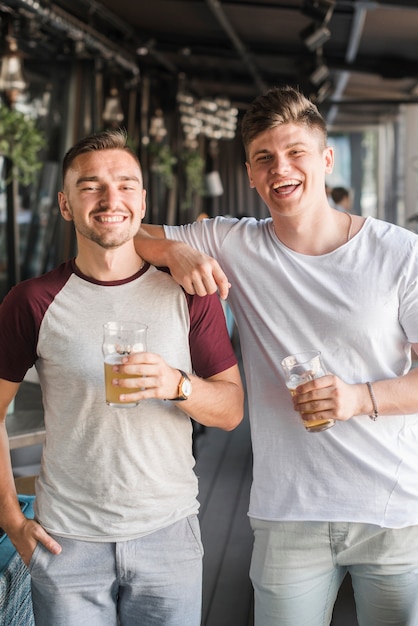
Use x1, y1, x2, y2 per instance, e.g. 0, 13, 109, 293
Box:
5, 0, 139, 74
204, 0, 267, 93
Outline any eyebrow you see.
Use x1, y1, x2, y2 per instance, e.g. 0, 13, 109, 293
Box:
250, 141, 308, 158
75, 175, 141, 186
251, 148, 270, 157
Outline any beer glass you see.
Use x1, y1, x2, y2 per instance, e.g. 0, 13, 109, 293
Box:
281, 350, 335, 433
102, 321, 148, 408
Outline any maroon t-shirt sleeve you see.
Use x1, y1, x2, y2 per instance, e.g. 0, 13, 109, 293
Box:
186, 292, 237, 379
0, 262, 73, 382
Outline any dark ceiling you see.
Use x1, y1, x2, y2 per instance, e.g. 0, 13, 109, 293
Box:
2, 0, 418, 128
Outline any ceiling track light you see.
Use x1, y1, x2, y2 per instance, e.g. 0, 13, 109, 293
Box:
313, 80, 332, 104
310, 62, 329, 86
300, 23, 331, 51
300, 0, 335, 52
301, 0, 336, 24
309, 48, 329, 86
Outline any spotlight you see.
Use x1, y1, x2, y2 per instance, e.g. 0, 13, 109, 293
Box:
315, 80, 332, 104
300, 23, 331, 51
309, 63, 329, 86
301, 0, 335, 24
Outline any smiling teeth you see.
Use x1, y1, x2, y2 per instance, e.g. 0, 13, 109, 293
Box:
272, 180, 299, 190
97, 215, 125, 222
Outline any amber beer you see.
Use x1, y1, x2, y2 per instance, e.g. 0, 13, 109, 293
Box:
102, 321, 148, 409
104, 354, 142, 408
281, 350, 335, 433
286, 379, 335, 433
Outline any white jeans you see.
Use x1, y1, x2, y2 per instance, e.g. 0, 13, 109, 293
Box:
250, 519, 418, 626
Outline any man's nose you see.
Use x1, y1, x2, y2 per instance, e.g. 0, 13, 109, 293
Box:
270, 156, 289, 175
98, 186, 118, 207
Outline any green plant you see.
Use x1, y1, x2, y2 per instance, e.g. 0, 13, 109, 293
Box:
148, 142, 177, 189
180, 149, 206, 210
0, 105, 45, 186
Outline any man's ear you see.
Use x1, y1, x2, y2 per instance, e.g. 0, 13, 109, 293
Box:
245, 162, 256, 189
141, 188, 147, 219
58, 191, 73, 222
324, 146, 334, 175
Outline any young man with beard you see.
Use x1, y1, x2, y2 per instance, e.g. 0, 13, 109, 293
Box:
0, 128, 243, 626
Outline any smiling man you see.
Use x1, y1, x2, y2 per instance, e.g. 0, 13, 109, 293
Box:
135, 86, 418, 626
0, 129, 243, 626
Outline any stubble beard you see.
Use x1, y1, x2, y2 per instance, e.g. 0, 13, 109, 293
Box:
86, 229, 132, 249
70, 207, 136, 249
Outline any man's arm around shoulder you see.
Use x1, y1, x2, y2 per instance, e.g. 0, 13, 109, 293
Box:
135, 224, 230, 299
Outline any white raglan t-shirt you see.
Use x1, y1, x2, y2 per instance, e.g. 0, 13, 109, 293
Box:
0, 260, 237, 540
165, 216, 418, 528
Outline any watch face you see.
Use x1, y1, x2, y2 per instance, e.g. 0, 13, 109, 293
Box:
181, 377, 192, 398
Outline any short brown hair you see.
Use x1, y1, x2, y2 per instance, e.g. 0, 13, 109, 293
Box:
62, 128, 141, 183
241, 86, 327, 158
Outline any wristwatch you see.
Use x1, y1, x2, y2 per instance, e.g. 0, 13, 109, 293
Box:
171, 370, 192, 401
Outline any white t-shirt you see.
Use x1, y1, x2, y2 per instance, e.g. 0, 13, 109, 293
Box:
165, 216, 418, 528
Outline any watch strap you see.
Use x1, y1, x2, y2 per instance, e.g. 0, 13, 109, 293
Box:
171, 369, 191, 401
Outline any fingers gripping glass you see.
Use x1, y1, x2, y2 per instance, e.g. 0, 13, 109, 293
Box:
102, 321, 148, 408
281, 350, 335, 433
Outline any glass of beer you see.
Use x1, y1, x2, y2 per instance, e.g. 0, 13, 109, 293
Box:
281, 350, 335, 433
103, 321, 148, 408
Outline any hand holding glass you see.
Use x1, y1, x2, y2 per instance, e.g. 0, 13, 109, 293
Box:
103, 321, 148, 408
281, 350, 335, 433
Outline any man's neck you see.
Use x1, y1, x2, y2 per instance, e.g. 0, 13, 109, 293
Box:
272, 207, 358, 256
75, 241, 144, 281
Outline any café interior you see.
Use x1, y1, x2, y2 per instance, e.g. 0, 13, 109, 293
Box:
1, 1, 418, 624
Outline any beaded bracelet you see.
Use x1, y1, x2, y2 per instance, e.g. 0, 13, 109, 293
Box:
366, 382, 379, 421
